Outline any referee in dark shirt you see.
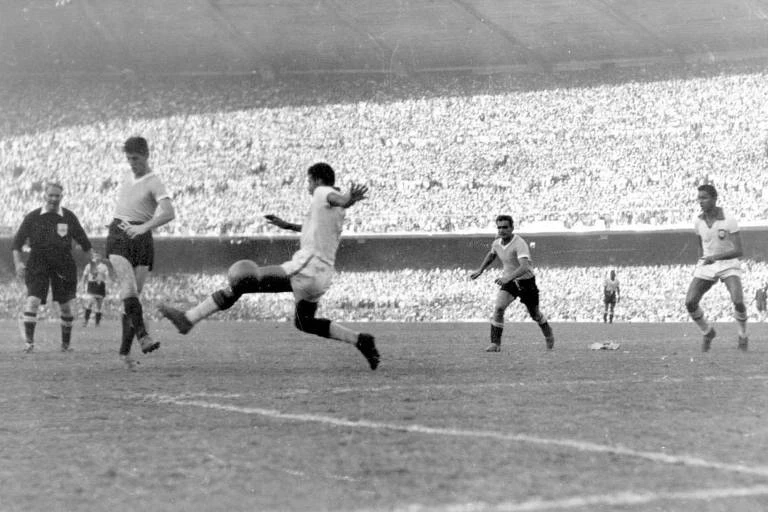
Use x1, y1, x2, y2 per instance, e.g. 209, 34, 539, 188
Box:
12, 182, 93, 352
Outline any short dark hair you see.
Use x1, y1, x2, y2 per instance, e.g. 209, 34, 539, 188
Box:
123, 136, 149, 156
495, 215, 514, 229
698, 183, 717, 200
307, 162, 335, 186
45, 181, 63, 193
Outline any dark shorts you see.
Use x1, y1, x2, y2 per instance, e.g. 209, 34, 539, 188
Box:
106, 219, 154, 270
500, 276, 540, 311
604, 292, 617, 306
26, 264, 77, 305
86, 281, 107, 297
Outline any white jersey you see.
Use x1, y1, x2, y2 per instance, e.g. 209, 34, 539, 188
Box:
694, 208, 739, 260
492, 235, 535, 280
604, 278, 620, 294
83, 262, 109, 283
113, 171, 170, 223
295, 186, 345, 267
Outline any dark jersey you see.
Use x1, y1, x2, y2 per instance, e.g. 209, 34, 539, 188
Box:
12, 207, 91, 272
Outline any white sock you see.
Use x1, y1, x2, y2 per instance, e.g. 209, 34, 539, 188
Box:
186, 297, 221, 325
329, 322, 359, 344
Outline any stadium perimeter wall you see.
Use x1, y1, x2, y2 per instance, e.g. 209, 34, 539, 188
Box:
3, 228, 767, 275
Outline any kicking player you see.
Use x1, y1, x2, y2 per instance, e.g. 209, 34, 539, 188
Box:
81, 252, 109, 327
158, 162, 380, 370
602, 270, 620, 323
470, 215, 555, 352
107, 136, 175, 370
685, 184, 748, 351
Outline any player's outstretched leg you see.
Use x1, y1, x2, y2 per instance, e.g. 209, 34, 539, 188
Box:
294, 300, 380, 370
159, 260, 292, 334
486, 320, 503, 352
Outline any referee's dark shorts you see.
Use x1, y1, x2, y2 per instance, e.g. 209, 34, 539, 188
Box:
26, 260, 78, 305
86, 281, 107, 297
106, 218, 154, 270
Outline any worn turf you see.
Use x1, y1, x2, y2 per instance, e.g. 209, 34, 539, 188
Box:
1, 320, 766, 511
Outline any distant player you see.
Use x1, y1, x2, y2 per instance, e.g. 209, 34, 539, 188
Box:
12, 182, 94, 352
470, 215, 555, 352
602, 270, 620, 323
685, 184, 748, 351
81, 253, 109, 327
107, 136, 175, 370
158, 162, 380, 370
754, 283, 767, 321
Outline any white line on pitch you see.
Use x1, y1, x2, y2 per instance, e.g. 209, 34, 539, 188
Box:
152, 394, 768, 478
279, 374, 768, 397
378, 485, 768, 512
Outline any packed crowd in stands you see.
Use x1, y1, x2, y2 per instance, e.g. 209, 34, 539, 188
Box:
3, 264, 768, 324
2, 60, 768, 235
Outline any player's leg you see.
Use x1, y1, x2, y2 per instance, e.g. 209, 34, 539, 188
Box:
293, 299, 379, 370
517, 278, 554, 349
722, 275, 748, 350
487, 289, 514, 351
685, 277, 716, 351
603, 299, 609, 323
83, 295, 93, 326
58, 299, 76, 351
109, 254, 148, 354
94, 296, 104, 326
159, 260, 292, 334
21, 268, 52, 351
20, 295, 42, 352
609, 299, 616, 323
50, 268, 78, 351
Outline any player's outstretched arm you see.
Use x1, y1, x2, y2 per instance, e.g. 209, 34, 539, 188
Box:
470, 251, 496, 280
264, 215, 302, 232
328, 182, 368, 209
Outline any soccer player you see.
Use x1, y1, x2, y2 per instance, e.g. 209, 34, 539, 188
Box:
12, 182, 94, 352
81, 252, 109, 327
158, 162, 380, 370
685, 184, 748, 351
602, 270, 620, 323
470, 215, 555, 352
107, 136, 175, 370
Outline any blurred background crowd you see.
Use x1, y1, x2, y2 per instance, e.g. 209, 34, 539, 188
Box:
2, 263, 767, 324
2, 61, 768, 236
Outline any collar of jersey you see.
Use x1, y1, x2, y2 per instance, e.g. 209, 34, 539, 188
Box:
131, 171, 155, 184
40, 207, 64, 217
499, 235, 517, 247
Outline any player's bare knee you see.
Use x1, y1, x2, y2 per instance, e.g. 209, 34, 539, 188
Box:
24, 296, 41, 313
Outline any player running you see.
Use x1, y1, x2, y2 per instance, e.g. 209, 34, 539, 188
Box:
470, 215, 555, 352
158, 162, 380, 370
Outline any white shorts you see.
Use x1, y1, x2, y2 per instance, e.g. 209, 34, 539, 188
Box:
693, 259, 742, 282
281, 253, 334, 303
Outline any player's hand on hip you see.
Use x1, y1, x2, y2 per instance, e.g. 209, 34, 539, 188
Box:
494, 277, 507, 286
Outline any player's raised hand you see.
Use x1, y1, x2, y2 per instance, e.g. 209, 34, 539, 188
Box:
348, 182, 369, 204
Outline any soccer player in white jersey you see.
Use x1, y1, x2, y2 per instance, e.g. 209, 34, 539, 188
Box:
602, 270, 620, 323
158, 162, 380, 370
470, 215, 555, 352
81, 252, 110, 327
106, 136, 175, 370
685, 184, 748, 351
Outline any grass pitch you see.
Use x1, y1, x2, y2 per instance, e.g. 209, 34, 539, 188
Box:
1, 320, 766, 512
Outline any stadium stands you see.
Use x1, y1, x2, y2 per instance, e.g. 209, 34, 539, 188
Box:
1, 62, 767, 235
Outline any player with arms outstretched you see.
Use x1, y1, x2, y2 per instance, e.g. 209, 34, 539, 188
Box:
470, 215, 555, 352
158, 162, 380, 370
685, 184, 748, 351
